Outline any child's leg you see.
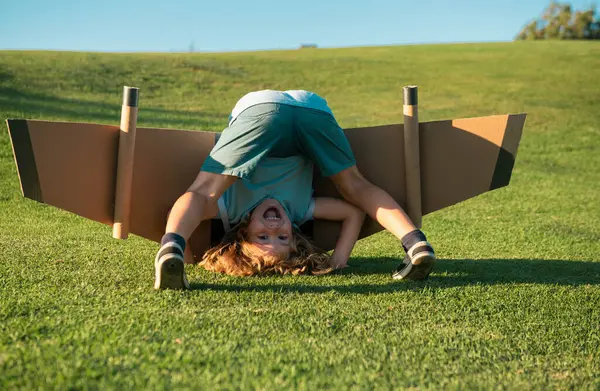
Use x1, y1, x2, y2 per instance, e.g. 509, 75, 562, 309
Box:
330, 166, 435, 279
293, 106, 435, 278
156, 103, 290, 289
330, 166, 415, 238
165, 171, 237, 239
155, 171, 236, 290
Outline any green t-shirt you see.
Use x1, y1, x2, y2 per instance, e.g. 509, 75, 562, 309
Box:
217, 156, 315, 230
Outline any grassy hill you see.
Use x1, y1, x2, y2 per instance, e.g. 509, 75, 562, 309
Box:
1, 41, 599, 389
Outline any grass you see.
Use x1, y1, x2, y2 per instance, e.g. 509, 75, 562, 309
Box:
1, 41, 600, 390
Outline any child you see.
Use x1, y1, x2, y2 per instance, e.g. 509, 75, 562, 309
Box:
154, 90, 435, 289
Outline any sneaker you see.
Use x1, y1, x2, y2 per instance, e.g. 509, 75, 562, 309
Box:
392, 241, 436, 280
154, 241, 190, 290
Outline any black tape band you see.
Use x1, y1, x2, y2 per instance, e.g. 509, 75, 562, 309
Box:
7, 119, 43, 202
490, 115, 521, 190
403, 86, 418, 106
490, 148, 515, 190
122, 87, 139, 107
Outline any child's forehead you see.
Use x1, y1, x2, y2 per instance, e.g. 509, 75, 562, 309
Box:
245, 242, 290, 259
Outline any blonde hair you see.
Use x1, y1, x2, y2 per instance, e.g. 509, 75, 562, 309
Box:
199, 219, 333, 276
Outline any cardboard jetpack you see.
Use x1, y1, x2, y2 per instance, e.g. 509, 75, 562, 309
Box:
7, 86, 526, 262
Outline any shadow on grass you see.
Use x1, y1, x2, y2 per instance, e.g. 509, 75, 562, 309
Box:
190, 258, 600, 294
0, 86, 227, 129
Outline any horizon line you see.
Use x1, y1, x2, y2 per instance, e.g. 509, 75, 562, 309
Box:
0, 40, 518, 55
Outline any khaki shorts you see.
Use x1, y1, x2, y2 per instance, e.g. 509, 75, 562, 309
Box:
201, 103, 356, 179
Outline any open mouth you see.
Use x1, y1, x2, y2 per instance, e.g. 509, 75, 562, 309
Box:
263, 207, 281, 220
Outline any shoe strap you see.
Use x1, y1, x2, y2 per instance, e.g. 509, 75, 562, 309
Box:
407, 241, 433, 258
158, 241, 184, 256
158, 252, 184, 265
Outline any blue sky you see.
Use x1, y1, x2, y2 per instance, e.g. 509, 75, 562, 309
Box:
1, 0, 595, 52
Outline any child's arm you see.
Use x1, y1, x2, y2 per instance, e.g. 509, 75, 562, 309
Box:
312, 197, 365, 269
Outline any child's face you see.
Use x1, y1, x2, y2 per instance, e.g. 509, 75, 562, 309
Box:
247, 198, 293, 258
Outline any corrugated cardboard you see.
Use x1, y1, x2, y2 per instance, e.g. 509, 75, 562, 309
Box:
7, 112, 526, 258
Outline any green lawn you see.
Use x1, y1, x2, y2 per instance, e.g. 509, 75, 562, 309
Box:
1, 41, 599, 390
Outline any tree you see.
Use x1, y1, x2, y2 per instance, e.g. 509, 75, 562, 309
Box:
516, 2, 600, 40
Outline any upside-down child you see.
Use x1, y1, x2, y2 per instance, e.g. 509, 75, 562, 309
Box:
154, 90, 436, 289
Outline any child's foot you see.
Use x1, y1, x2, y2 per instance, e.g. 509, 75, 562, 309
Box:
154, 242, 190, 290
392, 241, 436, 280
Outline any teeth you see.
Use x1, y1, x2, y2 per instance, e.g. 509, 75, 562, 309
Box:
266, 217, 280, 220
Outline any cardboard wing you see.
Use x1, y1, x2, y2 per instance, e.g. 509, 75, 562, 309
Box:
7, 112, 526, 257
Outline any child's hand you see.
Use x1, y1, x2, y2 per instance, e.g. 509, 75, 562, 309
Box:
330, 257, 348, 270
313, 197, 365, 272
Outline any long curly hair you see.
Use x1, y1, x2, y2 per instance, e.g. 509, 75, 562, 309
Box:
199, 219, 333, 276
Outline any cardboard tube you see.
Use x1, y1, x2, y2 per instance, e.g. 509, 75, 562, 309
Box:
112, 86, 139, 239
403, 86, 422, 228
